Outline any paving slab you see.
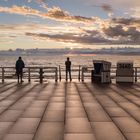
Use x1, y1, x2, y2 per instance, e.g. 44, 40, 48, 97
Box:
113, 117, 140, 133
22, 108, 45, 118
66, 107, 86, 118
65, 118, 92, 133
0, 110, 23, 122
9, 118, 40, 134
125, 133, 140, 140
42, 110, 64, 122
34, 122, 64, 140
0, 122, 13, 135
105, 107, 129, 117
91, 122, 126, 140
64, 134, 96, 140
3, 134, 33, 140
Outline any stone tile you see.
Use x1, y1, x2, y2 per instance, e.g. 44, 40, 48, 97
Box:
47, 103, 65, 110
133, 100, 140, 106
3, 134, 33, 140
124, 95, 139, 101
66, 95, 80, 100
113, 117, 140, 132
86, 107, 111, 122
107, 92, 127, 102
10, 102, 30, 110
0, 100, 14, 107
123, 109, 140, 123
67, 101, 83, 107
50, 97, 65, 102
42, 110, 64, 122
119, 102, 139, 111
29, 101, 48, 108
9, 118, 40, 134
0, 110, 22, 122
65, 118, 92, 133
96, 95, 117, 107
22, 108, 45, 118
91, 122, 126, 140
0, 107, 6, 114
125, 133, 140, 140
66, 107, 86, 118
34, 122, 64, 140
105, 107, 129, 117
64, 134, 96, 140
0, 122, 13, 135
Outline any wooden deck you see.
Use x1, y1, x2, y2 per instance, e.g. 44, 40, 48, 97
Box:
0, 82, 140, 140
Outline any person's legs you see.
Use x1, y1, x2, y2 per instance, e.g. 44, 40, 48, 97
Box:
17, 74, 19, 83
66, 70, 68, 81
20, 70, 24, 82
69, 70, 72, 81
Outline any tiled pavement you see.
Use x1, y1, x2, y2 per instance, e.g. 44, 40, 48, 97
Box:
0, 82, 140, 140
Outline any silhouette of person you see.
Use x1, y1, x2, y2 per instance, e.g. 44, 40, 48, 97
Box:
65, 57, 72, 81
15, 56, 25, 83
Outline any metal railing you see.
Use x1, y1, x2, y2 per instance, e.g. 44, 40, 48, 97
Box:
80, 66, 140, 82
0, 67, 58, 83
1, 65, 140, 83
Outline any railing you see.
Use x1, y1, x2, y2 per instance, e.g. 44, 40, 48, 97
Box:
80, 66, 140, 82
58, 65, 82, 82
1, 66, 140, 83
0, 67, 58, 83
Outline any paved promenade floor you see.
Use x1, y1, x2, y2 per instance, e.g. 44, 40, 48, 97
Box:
0, 81, 140, 140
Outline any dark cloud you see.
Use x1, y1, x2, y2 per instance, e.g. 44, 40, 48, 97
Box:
25, 24, 140, 45
103, 25, 140, 43
25, 32, 110, 45
101, 4, 113, 13
111, 18, 140, 25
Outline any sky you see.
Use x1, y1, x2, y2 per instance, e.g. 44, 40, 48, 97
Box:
0, 0, 140, 50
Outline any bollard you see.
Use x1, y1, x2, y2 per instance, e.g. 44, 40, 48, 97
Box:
39, 68, 44, 83
2, 67, 4, 83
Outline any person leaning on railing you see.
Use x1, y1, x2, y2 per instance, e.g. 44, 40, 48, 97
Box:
15, 56, 25, 83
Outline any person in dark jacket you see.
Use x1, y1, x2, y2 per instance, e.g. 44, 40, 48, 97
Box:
16, 57, 25, 83
65, 57, 72, 81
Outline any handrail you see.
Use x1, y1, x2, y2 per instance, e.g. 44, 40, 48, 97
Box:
1, 65, 140, 83
0, 66, 58, 83
81, 66, 140, 82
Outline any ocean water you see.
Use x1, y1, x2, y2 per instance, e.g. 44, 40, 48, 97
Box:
0, 54, 140, 67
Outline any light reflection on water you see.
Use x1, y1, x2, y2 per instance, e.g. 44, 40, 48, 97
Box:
0, 54, 140, 67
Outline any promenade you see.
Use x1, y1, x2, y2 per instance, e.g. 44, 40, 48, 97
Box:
0, 81, 140, 140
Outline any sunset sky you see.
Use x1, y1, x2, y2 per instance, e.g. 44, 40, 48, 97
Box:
0, 0, 140, 50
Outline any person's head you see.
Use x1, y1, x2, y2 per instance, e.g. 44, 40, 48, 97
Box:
67, 57, 69, 61
18, 56, 22, 60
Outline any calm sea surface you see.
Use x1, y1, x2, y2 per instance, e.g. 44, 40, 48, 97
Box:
0, 54, 140, 67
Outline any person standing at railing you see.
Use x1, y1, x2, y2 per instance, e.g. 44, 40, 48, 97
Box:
65, 57, 72, 81
15, 56, 25, 83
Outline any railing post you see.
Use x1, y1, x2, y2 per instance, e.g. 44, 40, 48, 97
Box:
59, 65, 61, 82
81, 67, 84, 82
55, 67, 58, 82
2, 67, 4, 83
39, 68, 44, 83
78, 65, 81, 81
28, 67, 31, 82
135, 67, 137, 83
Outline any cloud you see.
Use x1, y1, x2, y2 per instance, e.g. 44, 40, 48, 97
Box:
130, 7, 140, 18
25, 31, 111, 45
111, 18, 140, 27
24, 22, 140, 45
103, 25, 140, 43
0, 5, 96, 24
101, 4, 113, 17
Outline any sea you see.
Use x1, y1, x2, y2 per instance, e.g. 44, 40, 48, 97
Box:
0, 54, 140, 67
